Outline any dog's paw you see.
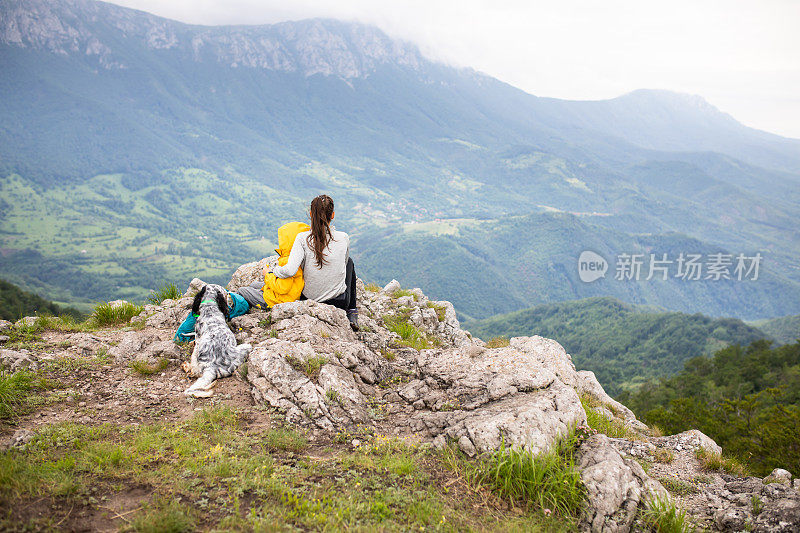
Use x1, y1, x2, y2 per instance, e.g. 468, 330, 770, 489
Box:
184, 387, 214, 398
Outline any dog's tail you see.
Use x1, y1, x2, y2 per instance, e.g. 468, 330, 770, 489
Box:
231, 343, 252, 367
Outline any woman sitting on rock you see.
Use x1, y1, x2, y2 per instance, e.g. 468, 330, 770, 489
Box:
270, 194, 359, 330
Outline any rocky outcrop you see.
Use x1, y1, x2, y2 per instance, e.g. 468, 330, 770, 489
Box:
16, 263, 794, 531
578, 434, 668, 532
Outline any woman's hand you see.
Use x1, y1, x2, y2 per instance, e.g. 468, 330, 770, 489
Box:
263, 265, 272, 276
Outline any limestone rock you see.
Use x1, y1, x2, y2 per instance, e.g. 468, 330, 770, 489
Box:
653, 429, 722, 455
0, 348, 37, 372
0, 320, 12, 333
764, 468, 793, 485
227, 256, 278, 291
577, 434, 668, 533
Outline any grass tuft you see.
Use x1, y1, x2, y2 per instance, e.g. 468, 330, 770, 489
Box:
132, 498, 196, 533
88, 301, 144, 327
471, 432, 585, 518
130, 358, 170, 376
285, 354, 328, 380
485, 336, 510, 348
694, 448, 748, 477
263, 427, 308, 453
425, 301, 446, 321
391, 289, 415, 300
383, 315, 436, 351
641, 496, 694, 533
365, 283, 381, 292
146, 282, 181, 305
0, 371, 34, 419
580, 394, 637, 439
658, 476, 698, 496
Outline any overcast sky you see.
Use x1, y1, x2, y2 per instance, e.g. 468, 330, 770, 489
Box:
109, 0, 800, 139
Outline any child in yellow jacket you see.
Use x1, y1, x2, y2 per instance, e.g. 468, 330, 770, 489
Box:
262, 221, 309, 306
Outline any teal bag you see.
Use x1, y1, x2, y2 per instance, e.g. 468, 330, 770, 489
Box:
173, 291, 251, 343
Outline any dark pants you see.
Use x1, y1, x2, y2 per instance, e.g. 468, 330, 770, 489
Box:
321, 257, 357, 311
236, 282, 268, 309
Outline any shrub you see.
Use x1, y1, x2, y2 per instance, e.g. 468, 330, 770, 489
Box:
640, 496, 694, 533
472, 433, 585, 517
146, 282, 181, 305
89, 301, 144, 327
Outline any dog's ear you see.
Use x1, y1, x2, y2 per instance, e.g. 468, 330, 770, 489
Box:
215, 289, 229, 320
191, 285, 206, 315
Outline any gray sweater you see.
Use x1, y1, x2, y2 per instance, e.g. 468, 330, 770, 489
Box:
272, 228, 349, 302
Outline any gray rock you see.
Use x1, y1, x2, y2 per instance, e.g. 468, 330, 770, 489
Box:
0, 348, 37, 372
458, 435, 476, 457
11, 429, 34, 448
0, 335, 9, 344
652, 429, 722, 455
0, 319, 12, 333
577, 434, 668, 533
753, 497, 800, 532
764, 468, 793, 485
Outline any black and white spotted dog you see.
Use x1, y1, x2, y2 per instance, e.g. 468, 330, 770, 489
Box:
184, 284, 252, 397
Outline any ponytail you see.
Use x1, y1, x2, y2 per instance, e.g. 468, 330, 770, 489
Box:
307, 194, 334, 268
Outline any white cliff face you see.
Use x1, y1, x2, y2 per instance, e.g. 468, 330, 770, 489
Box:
0, 0, 424, 77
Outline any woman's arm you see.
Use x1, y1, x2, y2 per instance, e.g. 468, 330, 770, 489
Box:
272, 237, 305, 279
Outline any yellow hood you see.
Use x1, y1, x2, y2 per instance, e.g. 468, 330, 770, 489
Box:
276, 221, 310, 258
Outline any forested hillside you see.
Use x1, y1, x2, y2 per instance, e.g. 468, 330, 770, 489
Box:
750, 315, 800, 345
618, 340, 800, 476
0, 279, 81, 321
466, 297, 768, 395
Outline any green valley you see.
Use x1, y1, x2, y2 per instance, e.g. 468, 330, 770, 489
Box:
465, 297, 769, 395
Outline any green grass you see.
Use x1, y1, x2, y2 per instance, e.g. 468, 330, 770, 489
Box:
471, 432, 585, 519
89, 301, 144, 327
0, 371, 34, 419
694, 448, 749, 477
132, 498, 197, 533
653, 447, 675, 464
426, 301, 446, 321
391, 289, 415, 300
641, 496, 695, 533
146, 282, 181, 305
285, 355, 328, 380
580, 394, 637, 439
130, 357, 170, 376
0, 408, 575, 531
263, 427, 309, 453
658, 476, 698, 496
383, 314, 437, 351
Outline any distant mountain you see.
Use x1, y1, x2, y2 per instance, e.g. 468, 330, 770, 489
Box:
2, 0, 800, 321
465, 296, 769, 396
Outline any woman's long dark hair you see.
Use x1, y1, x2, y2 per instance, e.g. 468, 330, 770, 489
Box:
307, 194, 335, 268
